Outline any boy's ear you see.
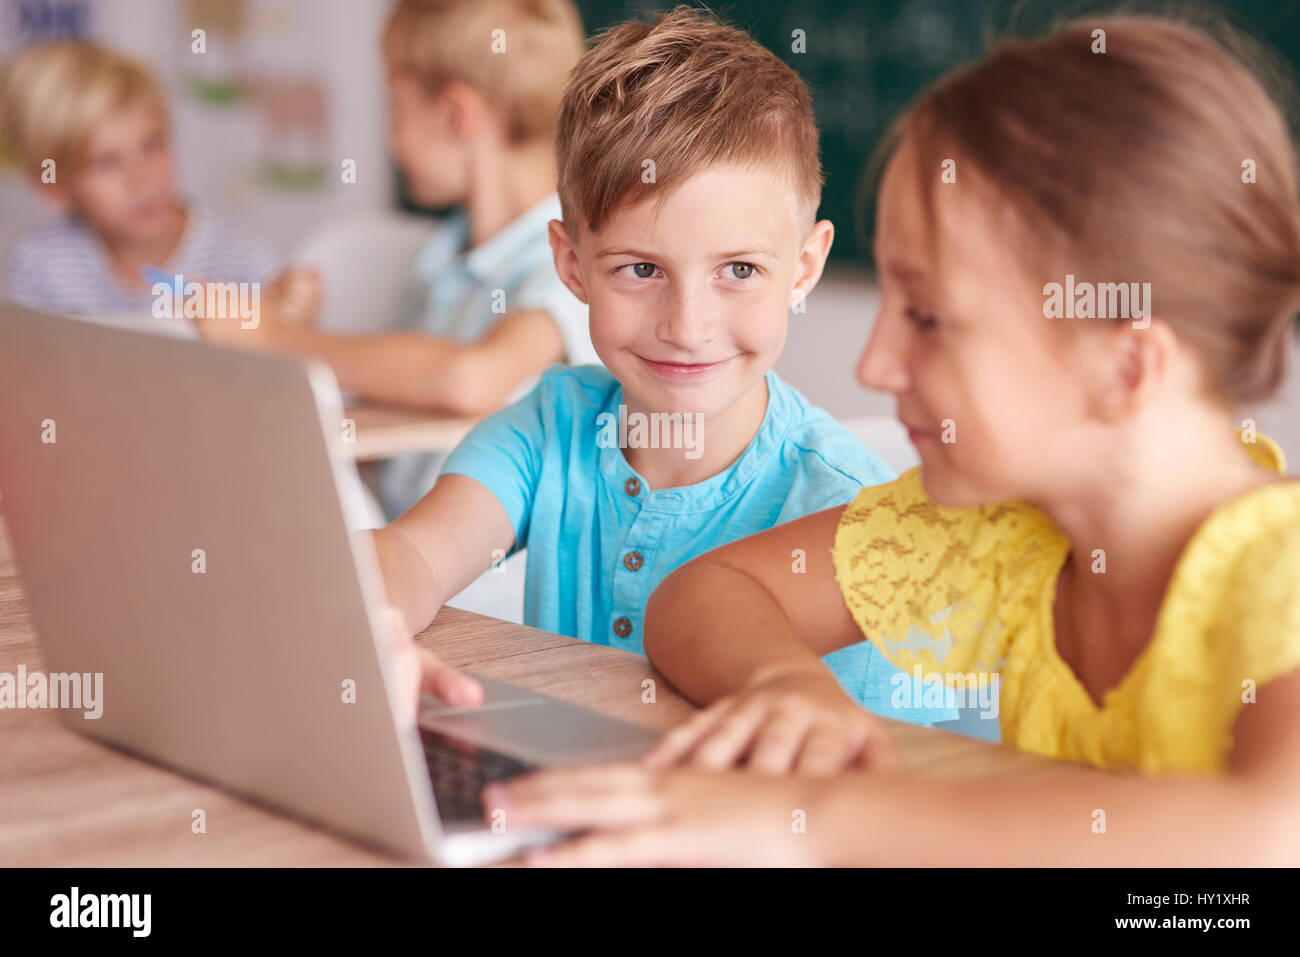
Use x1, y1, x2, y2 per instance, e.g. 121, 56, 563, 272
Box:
441, 80, 494, 142
791, 219, 834, 309
548, 219, 589, 305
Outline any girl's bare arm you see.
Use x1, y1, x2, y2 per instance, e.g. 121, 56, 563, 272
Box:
643, 504, 864, 704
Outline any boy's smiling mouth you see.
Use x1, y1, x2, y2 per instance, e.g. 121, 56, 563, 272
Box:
636, 355, 737, 380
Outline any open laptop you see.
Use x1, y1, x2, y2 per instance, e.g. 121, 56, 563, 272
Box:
0, 302, 660, 866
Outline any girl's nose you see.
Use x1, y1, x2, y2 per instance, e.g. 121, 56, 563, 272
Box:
856, 310, 909, 394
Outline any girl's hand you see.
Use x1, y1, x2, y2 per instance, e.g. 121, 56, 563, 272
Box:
483, 763, 831, 867
645, 662, 900, 774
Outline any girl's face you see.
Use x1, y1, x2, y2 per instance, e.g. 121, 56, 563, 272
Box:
860, 142, 1104, 508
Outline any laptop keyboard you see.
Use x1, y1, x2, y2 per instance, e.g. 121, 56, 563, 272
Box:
419, 727, 537, 826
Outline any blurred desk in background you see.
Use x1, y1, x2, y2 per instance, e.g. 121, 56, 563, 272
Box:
343, 403, 479, 462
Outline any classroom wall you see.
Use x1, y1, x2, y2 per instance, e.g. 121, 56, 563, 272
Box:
575, 0, 1300, 262
4, 0, 1298, 467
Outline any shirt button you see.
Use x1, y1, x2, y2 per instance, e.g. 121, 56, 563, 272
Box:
623, 551, 643, 571
613, 617, 632, 638
624, 477, 641, 497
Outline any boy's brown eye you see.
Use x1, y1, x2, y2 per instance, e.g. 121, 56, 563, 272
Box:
632, 263, 656, 278
729, 263, 755, 279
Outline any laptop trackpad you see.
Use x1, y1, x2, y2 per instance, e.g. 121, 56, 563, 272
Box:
418, 700, 659, 766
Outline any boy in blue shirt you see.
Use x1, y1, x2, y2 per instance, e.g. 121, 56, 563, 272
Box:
375, 8, 955, 742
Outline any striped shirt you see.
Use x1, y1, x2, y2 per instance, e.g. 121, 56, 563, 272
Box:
4, 206, 281, 321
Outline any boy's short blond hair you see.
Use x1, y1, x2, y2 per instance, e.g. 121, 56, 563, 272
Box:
383, 0, 584, 145
0, 41, 167, 177
557, 5, 823, 235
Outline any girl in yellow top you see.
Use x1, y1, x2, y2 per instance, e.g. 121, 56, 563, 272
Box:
482, 15, 1300, 865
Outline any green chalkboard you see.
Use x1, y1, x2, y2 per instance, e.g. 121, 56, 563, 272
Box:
574, 0, 1300, 262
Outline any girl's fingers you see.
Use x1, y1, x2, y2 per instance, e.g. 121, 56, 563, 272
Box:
494, 762, 650, 805
686, 700, 773, 770
745, 712, 815, 775
851, 725, 903, 772
525, 827, 680, 868
485, 764, 661, 830
794, 724, 852, 776
642, 697, 741, 767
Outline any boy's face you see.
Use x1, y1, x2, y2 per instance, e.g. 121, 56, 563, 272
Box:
58, 103, 176, 243
551, 164, 832, 421
386, 70, 469, 207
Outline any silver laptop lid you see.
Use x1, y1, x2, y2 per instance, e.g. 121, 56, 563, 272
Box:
0, 302, 442, 860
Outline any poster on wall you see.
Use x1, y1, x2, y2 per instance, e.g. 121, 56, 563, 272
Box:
181, 0, 330, 194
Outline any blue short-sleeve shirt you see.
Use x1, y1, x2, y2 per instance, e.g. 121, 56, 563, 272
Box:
440, 364, 958, 723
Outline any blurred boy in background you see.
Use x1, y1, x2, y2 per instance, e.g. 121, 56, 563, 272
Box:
0, 41, 312, 323
194, 0, 598, 518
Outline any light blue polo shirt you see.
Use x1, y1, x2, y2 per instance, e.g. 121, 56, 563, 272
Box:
378, 193, 598, 518
440, 364, 958, 723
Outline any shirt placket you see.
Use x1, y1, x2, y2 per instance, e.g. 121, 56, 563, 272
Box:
608, 477, 670, 651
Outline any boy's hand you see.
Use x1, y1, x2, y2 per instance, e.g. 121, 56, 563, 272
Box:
190, 269, 321, 348
186, 273, 285, 348
264, 267, 323, 326
380, 606, 483, 728
645, 662, 900, 775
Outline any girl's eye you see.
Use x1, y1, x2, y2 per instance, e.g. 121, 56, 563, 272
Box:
725, 262, 757, 280
904, 305, 939, 331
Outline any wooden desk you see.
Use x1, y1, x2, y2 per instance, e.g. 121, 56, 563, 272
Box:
0, 519, 1074, 867
342, 402, 478, 462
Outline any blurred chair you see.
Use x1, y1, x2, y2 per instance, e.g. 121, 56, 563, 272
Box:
294, 214, 432, 334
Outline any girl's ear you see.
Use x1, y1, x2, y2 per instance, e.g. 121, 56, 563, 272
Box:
548, 218, 588, 305
1091, 319, 1175, 423
791, 218, 834, 308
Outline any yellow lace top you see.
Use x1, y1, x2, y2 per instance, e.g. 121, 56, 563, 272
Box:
831, 434, 1300, 774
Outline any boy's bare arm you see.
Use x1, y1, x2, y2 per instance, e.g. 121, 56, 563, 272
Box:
211, 308, 567, 415
372, 474, 518, 636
